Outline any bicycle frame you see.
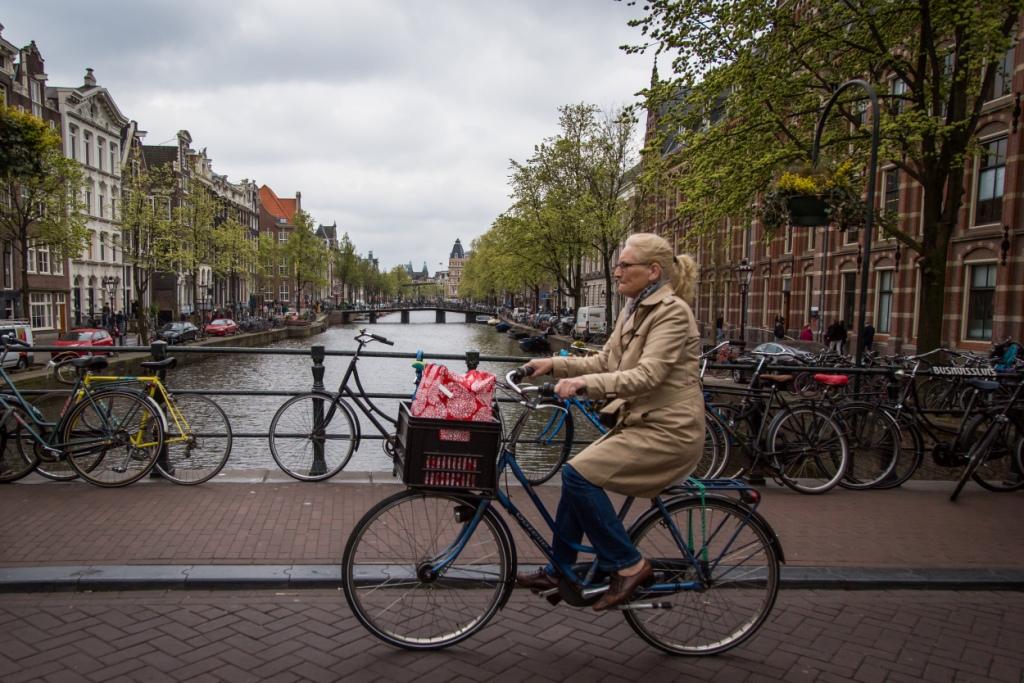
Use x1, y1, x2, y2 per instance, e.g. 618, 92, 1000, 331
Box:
316, 337, 397, 444
421, 391, 767, 598
85, 374, 182, 444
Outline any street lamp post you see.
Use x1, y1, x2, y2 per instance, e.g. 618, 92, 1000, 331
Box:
735, 258, 753, 346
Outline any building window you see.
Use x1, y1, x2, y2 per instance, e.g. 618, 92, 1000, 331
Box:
69, 125, 78, 160
279, 283, 289, 301
97, 137, 105, 171
84, 187, 92, 215
876, 270, 894, 334
99, 234, 106, 262
966, 263, 996, 340
29, 80, 42, 118
975, 137, 1006, 225
883, 168, 899, 222
35, 243, 50, 274
110, 143, 118, 175
889, 77, 908, 114
98, 189, 105, 218
30, 292, 53, 329
984, 45, 1015, 101
842, 272, 856, 327
52, 252, 63, 276
110, 196, 117, 220
86, 231, 95, 260
84, 131, 92, 166
784, 227, 793, 254
2, 242, 11, 289
279, 258, 286, 275
26, 243, 36, 274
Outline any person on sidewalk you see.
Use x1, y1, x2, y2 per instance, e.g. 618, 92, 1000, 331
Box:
826, 320, 843, 355
799, 322, 813, 341
863, 320, 875, 352
516, 233, 705, 612
773, 316, 786, 340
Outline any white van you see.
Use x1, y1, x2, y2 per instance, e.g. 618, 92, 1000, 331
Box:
574, 306, 607, 335
0, 321, 34, 370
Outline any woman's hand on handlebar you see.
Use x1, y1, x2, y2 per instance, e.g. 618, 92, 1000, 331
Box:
553, 377, 586, 399
524, 358, 554, 377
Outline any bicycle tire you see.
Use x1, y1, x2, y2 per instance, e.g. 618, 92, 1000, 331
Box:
61, 389, 164, 488
269, 393, 356, 481
835, 402, 900, 490
342, 489, 513, 650
767, 406, 849, 494
871, 414, 924, 490
959, 413, 1024, 494
27, 392, 78, 481
702, 408, 731, 478
624, 496, 780, 655
694, 412, 723, 479
0, 404, 37, 483
507, 402, 573, 486
950, 421, 1001, 501
155, 393, 232, 485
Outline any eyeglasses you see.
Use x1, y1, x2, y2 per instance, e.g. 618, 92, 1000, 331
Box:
613, 261, 649, 271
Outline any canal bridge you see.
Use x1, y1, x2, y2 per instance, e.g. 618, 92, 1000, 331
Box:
330, 305, 494, 325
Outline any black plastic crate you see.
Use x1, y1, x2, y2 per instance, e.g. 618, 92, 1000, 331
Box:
394, 402, 501, 496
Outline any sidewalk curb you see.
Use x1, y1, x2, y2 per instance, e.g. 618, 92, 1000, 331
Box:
2, 564, 1022, 593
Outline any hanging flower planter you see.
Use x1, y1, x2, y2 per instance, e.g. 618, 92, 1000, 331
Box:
785, 194, 830, 227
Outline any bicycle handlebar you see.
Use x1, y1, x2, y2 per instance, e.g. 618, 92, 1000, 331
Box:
355, 328, 394, 346
369, 333, 394, 346
0, 334, 28, 348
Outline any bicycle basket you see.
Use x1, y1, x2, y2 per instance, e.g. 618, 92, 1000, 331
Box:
395, 402, 501, 496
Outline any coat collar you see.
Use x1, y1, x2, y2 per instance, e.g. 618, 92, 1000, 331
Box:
621, 283, 675, 337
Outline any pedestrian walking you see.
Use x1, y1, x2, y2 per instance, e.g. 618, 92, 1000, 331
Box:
863, 320, 875, 352
773, 316, 785, 340
799, 322, 813, 341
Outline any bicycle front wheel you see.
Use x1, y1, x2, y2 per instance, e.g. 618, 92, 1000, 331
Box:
342, 490, 512, 650
961, 413, 1024, 494
507, 402, 572, 485
269, 393, 355, 481
625, 496, 780, 655
156, 393, 232, 485
61, 390, 164, 488
0, 404, 37, 483
836, 402, 900, 490
768, 407, 849, 494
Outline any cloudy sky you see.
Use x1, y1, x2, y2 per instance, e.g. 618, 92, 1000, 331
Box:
3, 1, 653, 272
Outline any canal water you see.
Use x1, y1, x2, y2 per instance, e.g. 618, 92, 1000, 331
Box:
166, 310, 588, 473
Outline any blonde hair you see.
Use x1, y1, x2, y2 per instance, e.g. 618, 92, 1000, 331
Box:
624, 233, 699, 305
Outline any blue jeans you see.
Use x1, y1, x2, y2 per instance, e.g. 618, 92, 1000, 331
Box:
547, 464, 641, 575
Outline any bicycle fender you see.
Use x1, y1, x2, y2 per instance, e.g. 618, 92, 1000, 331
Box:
629, 493, 786, 564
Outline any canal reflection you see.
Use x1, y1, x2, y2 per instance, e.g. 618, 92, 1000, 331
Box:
166, 310, 599, 473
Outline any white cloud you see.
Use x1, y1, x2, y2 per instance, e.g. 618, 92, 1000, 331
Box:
4, 0, 652, 269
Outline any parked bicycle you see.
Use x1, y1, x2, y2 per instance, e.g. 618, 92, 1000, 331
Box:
0, 336, 165, 487
342, 367, 783, 654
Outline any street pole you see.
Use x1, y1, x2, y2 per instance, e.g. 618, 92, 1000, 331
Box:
811, 79, 879, 373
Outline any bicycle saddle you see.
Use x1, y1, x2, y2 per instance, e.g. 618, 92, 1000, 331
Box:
966, 377, 1001, 392
813, 373, 849, 386
140, 357, 178, 370
759, 374, 793, 384
70, 356, 108, 370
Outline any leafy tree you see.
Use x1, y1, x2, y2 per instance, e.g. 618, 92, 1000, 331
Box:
210, 216, 256, 309
0, 105, 88, 320
333, 232, 359, 304
173, 183, 217, 319
284, 210, 328, 309
119, 152, 179, 343
627, 0, 1023, 352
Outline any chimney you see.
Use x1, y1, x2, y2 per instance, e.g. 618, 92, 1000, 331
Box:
84, 68, 96, 86
295, 190, 301, 211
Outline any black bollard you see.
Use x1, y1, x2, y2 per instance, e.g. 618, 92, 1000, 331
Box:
309, 344, 327, 477
465, 350, 480, 372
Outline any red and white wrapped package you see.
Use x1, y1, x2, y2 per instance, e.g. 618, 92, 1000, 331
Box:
411, 364, 496, 425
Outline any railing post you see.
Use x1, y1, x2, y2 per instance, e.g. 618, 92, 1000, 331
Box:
465, 350, 479, 371
310, 344, 327, 477
150, 340, 171, 478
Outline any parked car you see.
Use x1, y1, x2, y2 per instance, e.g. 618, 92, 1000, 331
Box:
205, 318, 239, 336
52, 328, 115, 360
732, 340, 826, 384
156, 321, 200, 344
0, 321, 34, 370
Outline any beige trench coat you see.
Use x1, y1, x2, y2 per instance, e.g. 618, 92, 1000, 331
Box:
550, 283, 704, 498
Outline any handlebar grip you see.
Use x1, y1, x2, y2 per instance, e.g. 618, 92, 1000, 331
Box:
510, 365, 534, 383
1, 335, 27, 347
370, 333, 394, 346
539, 382, 557, 397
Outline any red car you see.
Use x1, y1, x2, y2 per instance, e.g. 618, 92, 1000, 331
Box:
205, 318, 239, 336
53, 328, 115, 360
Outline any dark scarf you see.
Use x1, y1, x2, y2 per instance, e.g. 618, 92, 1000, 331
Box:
626, 282, 662, 321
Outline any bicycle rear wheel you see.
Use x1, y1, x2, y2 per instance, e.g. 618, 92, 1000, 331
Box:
61, 390, 164, 488
768, 406, 848, 494
155, 393, 232, 485
506, 402, 572, 486
836, 402, 899, 490
342, 490, 512, 650
27, 392, 77, 481
0, 404, 37, 483
269, 393, 355, 481
625, 496, 780, 655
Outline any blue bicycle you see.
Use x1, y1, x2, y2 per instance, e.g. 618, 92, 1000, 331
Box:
342, 368, 783, 654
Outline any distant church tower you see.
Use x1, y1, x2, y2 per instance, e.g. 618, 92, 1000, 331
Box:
448, 238, 466, 299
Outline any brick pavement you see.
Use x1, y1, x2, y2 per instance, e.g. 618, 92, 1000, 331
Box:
1, 476, 1022, 570
0, 588, 1021, 682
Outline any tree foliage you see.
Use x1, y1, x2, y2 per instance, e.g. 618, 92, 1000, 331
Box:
0, 105, 88, 320
626, 0, 1024, 351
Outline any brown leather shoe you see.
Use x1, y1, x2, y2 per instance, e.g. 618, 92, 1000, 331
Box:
516, 568, 559, 592
592, 560, 653, 612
